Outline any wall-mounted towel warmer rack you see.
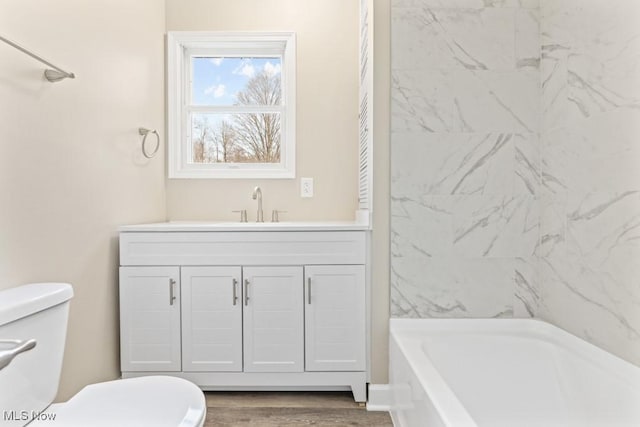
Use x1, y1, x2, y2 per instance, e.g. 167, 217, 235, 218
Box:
0, 34, 75, 82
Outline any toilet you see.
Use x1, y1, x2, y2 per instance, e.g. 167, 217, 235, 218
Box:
0, 282, 206, 427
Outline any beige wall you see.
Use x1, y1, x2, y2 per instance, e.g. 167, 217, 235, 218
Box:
0, 0, 166, 400
165, 0, 359, 221
0, 0, 391, 401
166, 0, 391, 383
371, 0, 391, 384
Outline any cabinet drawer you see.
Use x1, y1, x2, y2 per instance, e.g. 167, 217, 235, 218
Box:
120, 231, 366, 266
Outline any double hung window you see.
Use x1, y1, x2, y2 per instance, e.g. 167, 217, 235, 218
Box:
167, 32, 296, 178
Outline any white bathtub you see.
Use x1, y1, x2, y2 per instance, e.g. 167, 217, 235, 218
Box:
389, 319, 640, 427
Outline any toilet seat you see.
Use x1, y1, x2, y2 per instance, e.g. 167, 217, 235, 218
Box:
30, 376, 206, 427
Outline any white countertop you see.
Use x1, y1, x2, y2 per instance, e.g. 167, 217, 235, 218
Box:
119, 220, 370, 232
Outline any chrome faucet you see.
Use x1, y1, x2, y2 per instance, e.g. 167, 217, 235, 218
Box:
252, 186, 264, 222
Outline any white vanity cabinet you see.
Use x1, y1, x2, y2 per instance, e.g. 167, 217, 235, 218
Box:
118, 225, 369, 401
119, 266, 181, 372
181, 266, 243, 372
242, 266, 305, 373
304, 265, 366, 372
180, 266, 305, 373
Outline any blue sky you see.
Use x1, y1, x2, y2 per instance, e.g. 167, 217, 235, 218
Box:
191, 56, 281, 106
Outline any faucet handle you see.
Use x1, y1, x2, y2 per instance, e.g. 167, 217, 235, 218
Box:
232, 210, 248, 223
271, 210, 287, 223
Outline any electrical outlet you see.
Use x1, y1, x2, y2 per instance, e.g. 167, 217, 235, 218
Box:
301, 177, 314, 198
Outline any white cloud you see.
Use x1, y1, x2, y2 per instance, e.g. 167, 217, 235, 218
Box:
264, 61, 281, 76
204, 83, 226, 98
210, 58, 224, 66
239, 63, 255, 78
233, 60, 255, 78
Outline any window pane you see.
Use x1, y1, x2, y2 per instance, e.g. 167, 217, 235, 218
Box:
190, 113, 281, 164
191, 57, 282, 106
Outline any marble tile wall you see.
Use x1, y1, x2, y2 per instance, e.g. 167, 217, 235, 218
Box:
391, 0, 640, 366
536, 0, 640, 366
390, 0, 541, 319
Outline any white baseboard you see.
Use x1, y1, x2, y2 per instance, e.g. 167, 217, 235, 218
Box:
366, 383, 392, 411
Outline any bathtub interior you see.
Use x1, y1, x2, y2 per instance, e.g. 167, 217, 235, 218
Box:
390, 319, 640, 427
423, 332, 640, 426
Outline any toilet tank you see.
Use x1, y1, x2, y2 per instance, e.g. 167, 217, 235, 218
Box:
0, 283, 73, 427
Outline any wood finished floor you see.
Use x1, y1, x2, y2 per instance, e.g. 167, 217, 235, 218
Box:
203, 391, 393, 426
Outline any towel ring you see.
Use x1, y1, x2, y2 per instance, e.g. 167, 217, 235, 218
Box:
139, 128, 160, 159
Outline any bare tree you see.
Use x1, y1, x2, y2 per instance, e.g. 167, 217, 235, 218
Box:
212, 120, 238, 162
232, 70, 281, 162
194, 69, 282, 164
192, 115, 216, 163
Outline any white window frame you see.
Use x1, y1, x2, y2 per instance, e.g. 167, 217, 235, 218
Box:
167, 31, 296, 179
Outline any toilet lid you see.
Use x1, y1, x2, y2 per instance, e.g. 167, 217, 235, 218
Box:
31, 376, 206, 427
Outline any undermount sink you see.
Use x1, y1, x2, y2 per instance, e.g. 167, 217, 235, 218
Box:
119, 220, 369, 232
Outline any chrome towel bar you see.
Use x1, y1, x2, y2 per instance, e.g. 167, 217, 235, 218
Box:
0, 34, 75, 82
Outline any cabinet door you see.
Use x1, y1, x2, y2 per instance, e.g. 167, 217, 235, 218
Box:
181, 266, 243, 372
243, 266, 304, 372
304, 265, 366, 371
119, 266, 181, 372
